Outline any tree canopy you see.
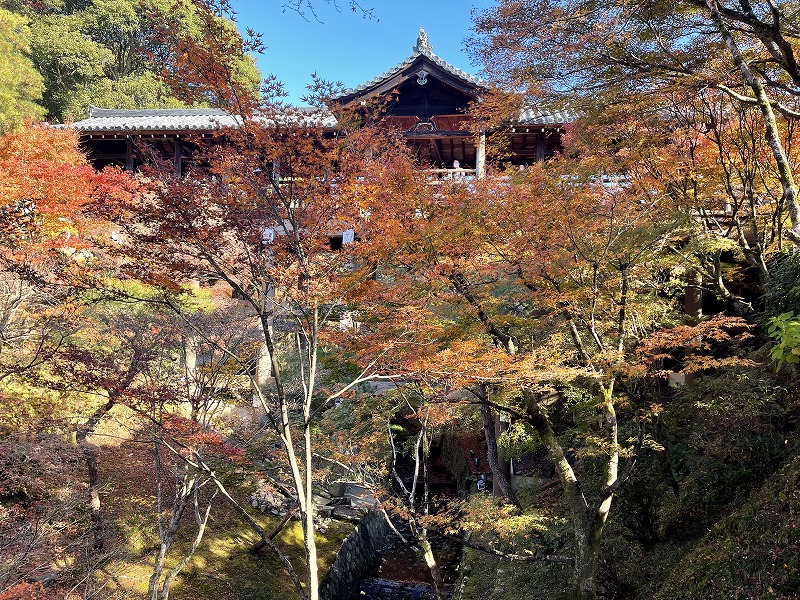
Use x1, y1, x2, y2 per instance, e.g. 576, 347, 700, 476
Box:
2, 0, 261, 122
0, 8, 44, 131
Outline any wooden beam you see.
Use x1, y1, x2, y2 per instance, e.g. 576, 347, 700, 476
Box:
433, 138, 446, 166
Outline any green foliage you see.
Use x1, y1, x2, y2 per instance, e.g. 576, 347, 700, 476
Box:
454, 494, 569, 555
10, 0, 257, 121
460, 547, 572, 600
318, 347, 362, 388
498, 420, 540, 461
659, 369, 790, 509
29, 12, 114, 120
0, 8, 44, 130
654, 454, 800, 600
767, 312, 800, 369
613, 449, 674, 548
763, 253, 800, 318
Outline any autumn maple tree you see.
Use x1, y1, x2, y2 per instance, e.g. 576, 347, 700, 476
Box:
100, 32, 408, 594
0, 124, 142, 591
342, 120, 703, 598
0, 123, 134, 422
475, 0, 800, 249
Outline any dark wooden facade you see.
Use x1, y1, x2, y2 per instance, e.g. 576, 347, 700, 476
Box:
70, 30, 569, 174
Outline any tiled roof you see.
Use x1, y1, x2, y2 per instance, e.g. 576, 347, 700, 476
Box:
68, 106, 241, 132
517, 108, 577, 125
66, 106, 338, 133
342, 28, 486, 97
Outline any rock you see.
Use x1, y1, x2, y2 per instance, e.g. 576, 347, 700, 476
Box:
316, 505, 334, 518
33, 572, 58, 588
331, 505, 364, 523
315, 487, 333, 500
328, 482, 347, 497
313, 494, 333, 507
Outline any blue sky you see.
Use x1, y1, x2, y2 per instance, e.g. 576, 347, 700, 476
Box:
231, 1, 495, 104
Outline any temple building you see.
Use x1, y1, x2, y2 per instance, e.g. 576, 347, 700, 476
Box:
67, 29, 571, 174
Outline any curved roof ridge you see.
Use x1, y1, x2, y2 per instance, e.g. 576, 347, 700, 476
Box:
341, 27, 485, 97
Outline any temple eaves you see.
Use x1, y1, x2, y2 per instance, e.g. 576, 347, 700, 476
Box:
338, 27, 487, 100
65, 105, 337, 133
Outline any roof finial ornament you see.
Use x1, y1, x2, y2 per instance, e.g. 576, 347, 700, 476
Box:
414, 27, 431, 53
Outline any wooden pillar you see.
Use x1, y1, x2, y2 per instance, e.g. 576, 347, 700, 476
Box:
476, 131, 486, 179
125, 138, 134, 171
173, 137, 183, 176
535, 132, 545, 162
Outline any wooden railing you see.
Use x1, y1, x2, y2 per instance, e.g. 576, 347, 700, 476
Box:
422, 168, 477, 182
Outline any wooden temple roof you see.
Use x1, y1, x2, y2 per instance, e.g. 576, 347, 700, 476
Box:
66, 106, 338, 136
63, 29, 573, 174
335, 28, 487, 104
67, 106, 241, 134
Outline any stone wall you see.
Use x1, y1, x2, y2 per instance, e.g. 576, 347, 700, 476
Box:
318, 510, 391, 600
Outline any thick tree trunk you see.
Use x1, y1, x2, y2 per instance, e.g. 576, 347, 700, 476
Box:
81, 440, 103, 551
480, 401, 519, 507
572, 513, 602, 600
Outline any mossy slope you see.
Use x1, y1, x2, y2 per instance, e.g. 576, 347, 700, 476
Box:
654, 453, 800, 600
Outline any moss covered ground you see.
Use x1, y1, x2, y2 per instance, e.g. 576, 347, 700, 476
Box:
95, 439, 354, 600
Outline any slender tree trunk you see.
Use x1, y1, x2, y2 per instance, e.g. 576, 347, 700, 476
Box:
148, 455, 195, 600
412, 423, 446, 600
705, 0, 800, 243
75, 398, 116, 552
301, 307, 320, 600
523, 387, 619, 600
480, 401, 519, 507
418, 527, 446, 600
199, 458, 307, 600
158, 487, 217, 600
303, 421, 319, 600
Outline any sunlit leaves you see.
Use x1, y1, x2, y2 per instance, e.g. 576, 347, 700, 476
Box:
767, 312, 800, 370
0, 125, 134, 254
0, 9, 44, 132
635, 315, 755, 376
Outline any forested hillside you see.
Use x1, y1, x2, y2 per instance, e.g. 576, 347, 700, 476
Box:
2, 1, 800, 599
1, 0, 259, 124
